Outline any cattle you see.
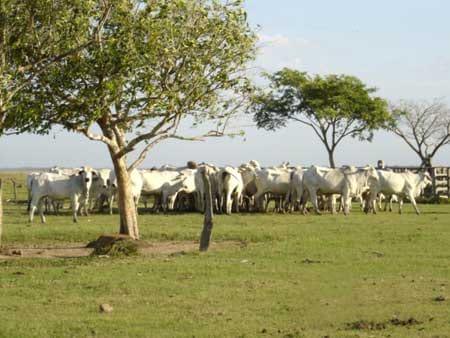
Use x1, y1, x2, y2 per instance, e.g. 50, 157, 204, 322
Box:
26, 172, 41, 212
195, 164, 220, 212
89, 169, 111, 212
238, 161, 261, 211
286, 167, 306, 213
252, 167, 292, 212
161, 169, 197, 212
108, 169, 143, 214
29, 167, 96, 223
303, 166, 377, 215
217, 166, 243, 214
366, 170, 431, 215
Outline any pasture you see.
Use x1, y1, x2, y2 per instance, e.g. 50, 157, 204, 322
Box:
1, 172, 450, 338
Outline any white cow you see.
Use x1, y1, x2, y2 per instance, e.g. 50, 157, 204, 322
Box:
194, 164, 220, 212
141, 169, 185, 208
237, 161, 261, 211
108, 169, 143, 214
29, 167, 96, 223
160, 169, 198, 211
286, 167, 306, 212
367, 170, 431, 215
217, 167, 243, 214
252, 167, 292, 212
303, 166, 376, 215
89, 168, 111, 211
26, 172, 41, 211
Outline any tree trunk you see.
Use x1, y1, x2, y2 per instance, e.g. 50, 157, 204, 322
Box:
111, 156, 139, 240
420, 156, 432, 169
199, 167, 214, 252
327, 149, 336, 168
0, 179, 3, 246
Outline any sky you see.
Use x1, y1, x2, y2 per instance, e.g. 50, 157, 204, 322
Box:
1, 0, 449, 168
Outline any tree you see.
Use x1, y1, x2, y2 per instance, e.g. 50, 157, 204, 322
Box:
390, 99, 450, 168
1, 0, 111, 232
15, 0, 256, 239
250, 69, 391, 168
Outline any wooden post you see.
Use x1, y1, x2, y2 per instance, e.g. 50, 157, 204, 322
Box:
10, 179, 17, 202
430, 168, 437, 202
0, 179, 3, 246
199, 167, 214, 252
447, 168, 450, 200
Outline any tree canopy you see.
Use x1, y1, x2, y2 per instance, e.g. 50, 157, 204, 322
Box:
0, 0, 110, 135
251, 69, 391, 167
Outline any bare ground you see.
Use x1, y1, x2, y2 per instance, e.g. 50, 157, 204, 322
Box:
0, 241, 240, 260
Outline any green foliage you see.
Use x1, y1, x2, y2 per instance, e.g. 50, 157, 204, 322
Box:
17, 0, 256, 134
251, 69, 392, 166
0, 0, 103, 134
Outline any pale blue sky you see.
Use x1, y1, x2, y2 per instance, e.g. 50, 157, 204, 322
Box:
1, 0, 449, 168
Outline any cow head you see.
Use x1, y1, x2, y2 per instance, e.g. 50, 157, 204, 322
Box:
421, 171, 432, 189
78, 167, 95, 195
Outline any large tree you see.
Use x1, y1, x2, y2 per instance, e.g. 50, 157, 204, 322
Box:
15, 0, 256, 239
251, 69, 391, 167
390, 99, 450, 167
1, 0, 111, 235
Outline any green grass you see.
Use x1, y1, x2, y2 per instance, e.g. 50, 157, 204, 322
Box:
0, 172, 450, 337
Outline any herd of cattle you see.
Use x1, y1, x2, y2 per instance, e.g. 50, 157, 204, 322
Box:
26, 160, 432, 223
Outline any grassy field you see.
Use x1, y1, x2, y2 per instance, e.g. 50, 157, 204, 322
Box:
0, 172, 449, 337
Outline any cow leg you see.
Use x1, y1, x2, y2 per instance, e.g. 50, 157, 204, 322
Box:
83, 199, 90, 217
109, 194, 115, 215
27, 190, 32, 212
329, 195, 337, 214
389, 197, 394, 212
409, 194, 420, 215
225, 191, 232, 214
367, 191, 377, 214
398, 198, 404, 214
308, 189, 321, 215
38, 198, 46, 224
233, 192, 241, 213
72, 196, 80, 223
343, 196, 351, 216
29, 197, 39, 223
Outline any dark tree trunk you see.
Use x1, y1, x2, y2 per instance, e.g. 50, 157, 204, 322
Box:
199, 167, 214, 252
110, 155, 139, 240
327, 149, 336, 168
421, 156, 432, 169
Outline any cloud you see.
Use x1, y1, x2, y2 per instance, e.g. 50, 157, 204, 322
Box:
253, 33, 311, 73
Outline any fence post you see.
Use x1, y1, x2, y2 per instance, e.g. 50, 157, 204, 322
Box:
447, 168, 450, 200
10, 179, 17, 202
199, 167, 214, 252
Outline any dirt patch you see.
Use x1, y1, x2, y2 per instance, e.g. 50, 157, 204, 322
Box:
0, 240, 239, 260
345, 320, 386, 331
346, 317, 421, 331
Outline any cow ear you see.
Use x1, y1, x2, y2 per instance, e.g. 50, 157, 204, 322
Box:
92, 171, 98, 176
78, 170, 85, 175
